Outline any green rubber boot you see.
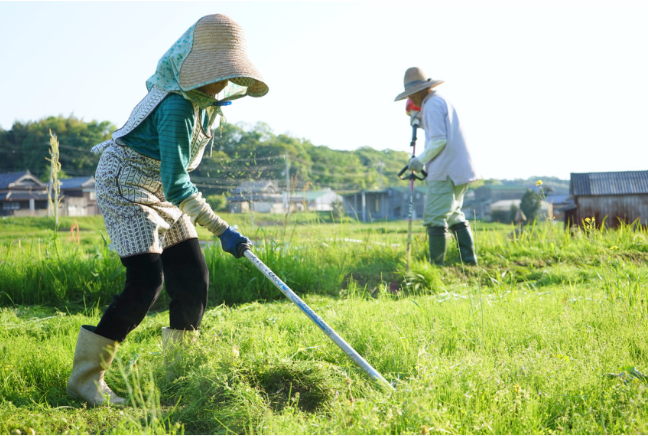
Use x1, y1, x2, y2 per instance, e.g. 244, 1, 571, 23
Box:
450, 222, 478, 266
427, 226, 447, 266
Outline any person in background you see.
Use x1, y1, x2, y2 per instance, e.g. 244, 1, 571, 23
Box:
394, 67, 479, 266
66, 14, 269, 407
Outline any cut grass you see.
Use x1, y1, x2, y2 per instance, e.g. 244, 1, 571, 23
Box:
0, 215, 647, 434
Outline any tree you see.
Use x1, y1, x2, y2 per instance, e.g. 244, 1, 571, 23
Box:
1, 116, 413, 195
206, 194, 228, 212
519, 189, 541, 224
509, 203, 519, 224
0, 115, 114, 176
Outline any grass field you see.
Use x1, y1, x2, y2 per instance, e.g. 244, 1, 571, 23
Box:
1, 214, 647, 434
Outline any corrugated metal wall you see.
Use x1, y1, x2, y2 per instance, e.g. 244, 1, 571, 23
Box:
575, 194, 648, 228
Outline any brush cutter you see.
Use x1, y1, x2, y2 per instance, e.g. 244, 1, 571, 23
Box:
397, 99, 427, 272
238, 245, 395, 391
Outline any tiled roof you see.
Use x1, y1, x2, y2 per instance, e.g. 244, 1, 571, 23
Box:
570, 171, 648, 196
58, 176, 95, 190
0, 171, 43, 190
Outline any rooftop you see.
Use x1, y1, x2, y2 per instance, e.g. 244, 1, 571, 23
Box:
570, 170, 648, 196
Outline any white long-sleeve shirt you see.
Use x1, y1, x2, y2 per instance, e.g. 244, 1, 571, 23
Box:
418, 92, 479, 185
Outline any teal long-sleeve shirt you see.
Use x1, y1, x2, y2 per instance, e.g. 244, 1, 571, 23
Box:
121, 94, 209, 206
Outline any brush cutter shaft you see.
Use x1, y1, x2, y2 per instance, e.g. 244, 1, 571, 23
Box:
410, 123, 418, 147
243, 249, 394, 390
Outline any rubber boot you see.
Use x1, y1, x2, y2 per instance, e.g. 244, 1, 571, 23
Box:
427, 226, 447, 266
450, 222, 478, 266
66, 325, 126, 407
162, 327, 198, 377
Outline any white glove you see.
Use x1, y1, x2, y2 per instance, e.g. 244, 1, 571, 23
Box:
179, 192, 229, 236
407, 157, 424, 173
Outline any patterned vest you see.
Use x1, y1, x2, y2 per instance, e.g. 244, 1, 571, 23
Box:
91, 86, 213, 172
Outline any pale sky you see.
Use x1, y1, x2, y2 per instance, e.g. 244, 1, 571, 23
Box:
1, 1, 647, 180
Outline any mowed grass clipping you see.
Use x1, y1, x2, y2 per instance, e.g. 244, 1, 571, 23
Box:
0, 215, 647, 434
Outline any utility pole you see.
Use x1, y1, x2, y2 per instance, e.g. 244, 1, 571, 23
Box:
284, 152, 290, 212
248, 189, 255, 231
285, 152, 290, 193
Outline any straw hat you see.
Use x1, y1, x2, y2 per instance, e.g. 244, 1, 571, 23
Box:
394, 67, 444, 101
179, 14, 269, 97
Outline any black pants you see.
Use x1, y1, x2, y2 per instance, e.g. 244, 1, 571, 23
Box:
95, 238, 209, 342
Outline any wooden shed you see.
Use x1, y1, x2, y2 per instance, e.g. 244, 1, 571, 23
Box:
341, 186, 426, 222
567, 170, 648, 228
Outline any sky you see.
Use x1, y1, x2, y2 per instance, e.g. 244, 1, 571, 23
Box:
1, 1, 647, 181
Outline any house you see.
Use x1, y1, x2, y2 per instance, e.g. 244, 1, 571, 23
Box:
467, 184, 532, 222
231, 180, 278, 195
302, 189, 343, 212
57, 176, 98, 216
227, 180, 306, 214
342, 189, 387, 222
0, 171, 100, 217
227, 192, 286, 214
341, 186, 426, 222
228, 181, 344, 214
566, 170, 648, 228
342, 185, 492, 222
461, 190, 490, 221
545, 194, 572, 221
474, 185, 529, 202
0, 171, 49, 217
228, 180, 282, 213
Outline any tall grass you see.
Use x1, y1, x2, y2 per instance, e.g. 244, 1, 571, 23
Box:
1, 216, 647, 434
2, 216, 647, 308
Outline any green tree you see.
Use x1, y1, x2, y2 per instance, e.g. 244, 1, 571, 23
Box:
520, 189, 541, 224
196, 122, 411, 195
0, 115, 114, 176
509, 203, 519, 224
206, 194, 228, 212
1, 116, 414, 195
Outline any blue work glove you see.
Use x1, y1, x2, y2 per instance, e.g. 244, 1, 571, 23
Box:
218, 226, 250, 258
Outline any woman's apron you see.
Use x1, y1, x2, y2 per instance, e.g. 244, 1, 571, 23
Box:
92, 87, 213, 257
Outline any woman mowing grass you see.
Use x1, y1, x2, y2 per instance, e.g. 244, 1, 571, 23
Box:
66, 14, 268, 407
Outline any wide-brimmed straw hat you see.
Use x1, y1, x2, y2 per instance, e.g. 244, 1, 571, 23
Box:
179, 14, 269, 97
394, 67, 443, 102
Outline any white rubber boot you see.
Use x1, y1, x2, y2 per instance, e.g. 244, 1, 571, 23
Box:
66, 325, 126, 407
162, 327, 198, 352
162, 327, 198, 375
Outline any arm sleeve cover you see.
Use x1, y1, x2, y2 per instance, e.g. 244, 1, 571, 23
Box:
418, 138, 447, 164
179, 192, 229, 236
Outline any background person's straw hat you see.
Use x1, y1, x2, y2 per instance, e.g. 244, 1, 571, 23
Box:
179, 14, 269, 97
394, 67, 444, 101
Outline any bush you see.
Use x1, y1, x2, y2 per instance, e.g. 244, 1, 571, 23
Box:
207, 194, 228, 212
